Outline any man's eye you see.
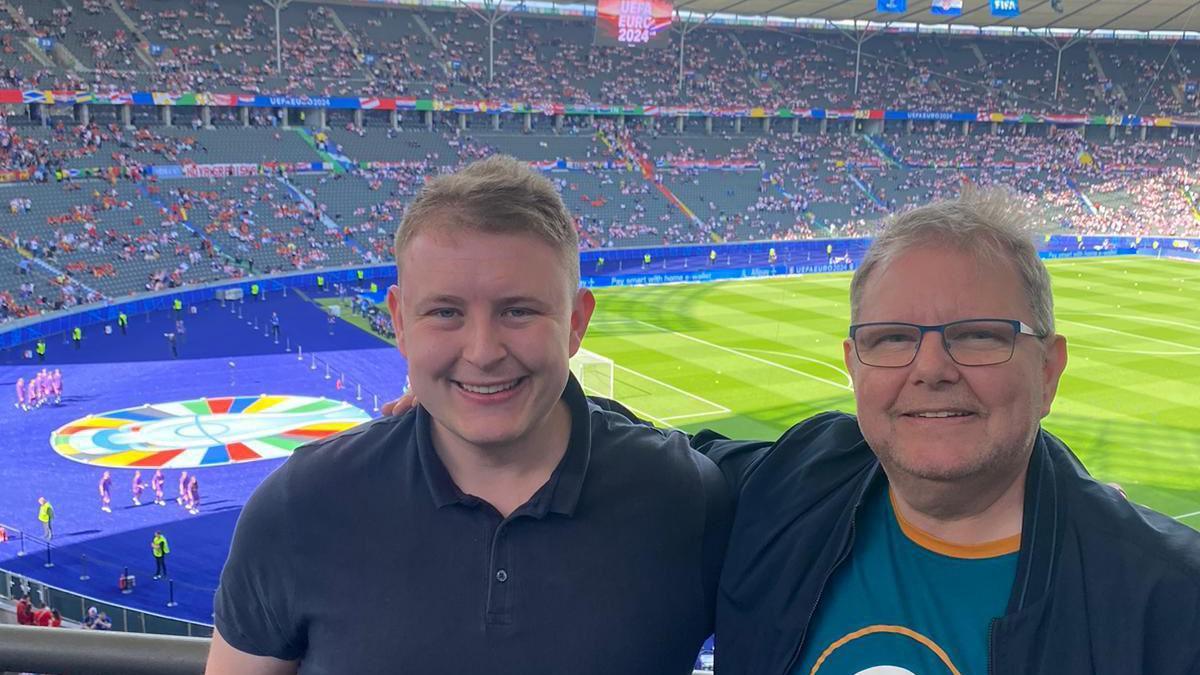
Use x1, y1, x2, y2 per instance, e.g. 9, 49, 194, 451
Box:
430, 309, 459, 319
505, 308, 534, 318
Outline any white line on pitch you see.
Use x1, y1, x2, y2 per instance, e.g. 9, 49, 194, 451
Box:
659, 411, 728, 422
634, 320, 853, 392
1173, 510, 1200, 521
736, 347, 853, 387
1088, 312, 1200, 333
623, 404, 676, 430
589, 319, 642, 327
1058, 318, 1200, 351
615, 364, 730, 414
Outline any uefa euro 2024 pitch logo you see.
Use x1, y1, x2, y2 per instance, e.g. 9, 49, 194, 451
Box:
49, 395, 371, 468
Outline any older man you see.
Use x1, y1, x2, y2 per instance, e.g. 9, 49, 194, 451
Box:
699, 191, 1200, 674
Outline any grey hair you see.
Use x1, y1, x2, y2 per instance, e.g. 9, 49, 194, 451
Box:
849, 188, 1055, 334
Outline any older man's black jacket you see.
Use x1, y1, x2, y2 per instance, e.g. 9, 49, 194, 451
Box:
694, 411, 1200, 675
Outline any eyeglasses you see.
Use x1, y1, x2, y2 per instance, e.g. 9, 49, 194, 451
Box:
849, 319, 1046, 368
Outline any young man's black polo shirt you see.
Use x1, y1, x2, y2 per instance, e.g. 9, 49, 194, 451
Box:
215, 375, 732, 675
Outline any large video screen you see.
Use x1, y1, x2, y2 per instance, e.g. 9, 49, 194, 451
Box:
595, 0, 674, 49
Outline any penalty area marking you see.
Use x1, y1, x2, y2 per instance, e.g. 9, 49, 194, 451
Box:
634, 319, 853, 393
614, 364, 730, 416
578, 347, 731, 429
735, 347, 853, 388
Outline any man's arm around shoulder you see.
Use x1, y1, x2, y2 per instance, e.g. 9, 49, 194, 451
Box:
693, 411, 861, 494
591, 396, 860, 493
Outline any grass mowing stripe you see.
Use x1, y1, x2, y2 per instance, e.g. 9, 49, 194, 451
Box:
584, 257, 1199, 529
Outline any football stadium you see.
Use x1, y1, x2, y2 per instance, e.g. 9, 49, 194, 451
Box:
0, 0, 1199, 671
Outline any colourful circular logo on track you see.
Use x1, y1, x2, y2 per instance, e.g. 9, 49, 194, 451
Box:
50, 395, 372, 469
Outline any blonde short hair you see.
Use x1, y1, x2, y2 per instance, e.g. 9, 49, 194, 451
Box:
850, 188, 1055, 334
393, 155, 579, 288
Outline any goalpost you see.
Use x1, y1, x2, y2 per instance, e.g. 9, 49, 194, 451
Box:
570, 348, 615, 399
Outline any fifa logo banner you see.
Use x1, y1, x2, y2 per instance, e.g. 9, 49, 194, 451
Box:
877, 0, 906, 12
931, 0, 963, 15
990, 0, 1020, 17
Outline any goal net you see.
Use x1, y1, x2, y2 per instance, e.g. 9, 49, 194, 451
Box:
570, 348, 615, 399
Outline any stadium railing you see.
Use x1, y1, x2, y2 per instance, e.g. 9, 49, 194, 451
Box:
0, 623, 210, 675
1, 524, 215, 638
0, 624, 713, 675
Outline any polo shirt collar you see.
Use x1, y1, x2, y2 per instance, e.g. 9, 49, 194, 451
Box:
415, 374, 592, 517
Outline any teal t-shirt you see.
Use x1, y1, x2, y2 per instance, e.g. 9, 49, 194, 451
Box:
794, 480, 1019, 675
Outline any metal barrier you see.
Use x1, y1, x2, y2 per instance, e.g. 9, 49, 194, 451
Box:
0, 623, 209, 675
0, 524, 214, 639
0, 625, 710, 675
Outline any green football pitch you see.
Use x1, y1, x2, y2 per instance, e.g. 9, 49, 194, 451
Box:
578, 256, 1200, 529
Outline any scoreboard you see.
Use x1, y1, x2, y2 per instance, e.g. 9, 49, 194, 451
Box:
595, 0, 674, 49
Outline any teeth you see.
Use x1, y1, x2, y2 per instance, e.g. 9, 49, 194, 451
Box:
459, 380, 520, 395
914, 411, 971, 418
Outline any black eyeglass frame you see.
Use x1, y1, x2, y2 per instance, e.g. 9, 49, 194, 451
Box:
848, 318, 1047, 368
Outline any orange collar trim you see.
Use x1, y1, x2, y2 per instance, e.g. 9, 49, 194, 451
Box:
889, 490, 1020, 560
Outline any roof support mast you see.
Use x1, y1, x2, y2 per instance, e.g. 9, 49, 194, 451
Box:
262, 0, 292, 76
457, 0, 525, 84
672, 0, 754, 98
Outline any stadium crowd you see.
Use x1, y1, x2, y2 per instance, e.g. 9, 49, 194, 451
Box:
1, 0, 1198, 115
3, 113, 1199, 325
1, 1, 1199, 323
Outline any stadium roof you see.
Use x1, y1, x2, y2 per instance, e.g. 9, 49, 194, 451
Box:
667, 0, 1200, 33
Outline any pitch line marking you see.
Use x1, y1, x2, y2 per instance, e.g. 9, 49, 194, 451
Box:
1057, 318, 1200, 352
736, 347, 853, 387
634, 320, 853, 392
1088, 312, 1200, 333
1173, 510, 1200, 521
659, 411, 729, 422
614, 364, 731, 414
589, 319, 643, 328
622, 404, 674, 429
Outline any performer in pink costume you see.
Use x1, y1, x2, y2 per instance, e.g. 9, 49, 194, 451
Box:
99, 471, 112, 513
132, 470, 147, 506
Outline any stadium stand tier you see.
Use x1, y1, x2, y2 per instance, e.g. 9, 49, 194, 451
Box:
2, 0, 1200, 114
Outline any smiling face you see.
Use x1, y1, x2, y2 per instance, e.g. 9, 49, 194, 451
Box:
844, 245, 1067, 485
389, 226, 594, 457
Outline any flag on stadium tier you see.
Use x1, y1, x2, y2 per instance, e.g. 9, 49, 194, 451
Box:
931, 0, 963, 15
877, 0, 906, 12
990, 0, 1020, 17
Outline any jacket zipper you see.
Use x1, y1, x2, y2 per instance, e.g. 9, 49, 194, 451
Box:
987, 618, 997, 675
785, 503, 859, 674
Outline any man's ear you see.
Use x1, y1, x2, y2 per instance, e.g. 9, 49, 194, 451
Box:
1039, 333, 1068, 418
567, 287, 597, 357
843, 338, 858, 383
387, 284, 407, 359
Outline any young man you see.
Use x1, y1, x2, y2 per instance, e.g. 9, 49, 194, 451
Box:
208, 156, 731, 675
